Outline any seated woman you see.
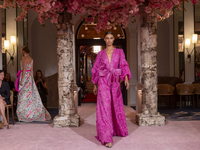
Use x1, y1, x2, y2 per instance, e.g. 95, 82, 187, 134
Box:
34, 70, 48, 108
4, 73, 17, 109
4, 73, 14, 91
0, 70, 10, 129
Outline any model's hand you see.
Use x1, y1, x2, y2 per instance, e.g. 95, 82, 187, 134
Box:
93, 85, 97, 95
125, 76, 129, 90
20, 80, 23, 86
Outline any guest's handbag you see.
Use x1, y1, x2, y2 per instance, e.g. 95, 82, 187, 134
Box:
44, 87, 49, 95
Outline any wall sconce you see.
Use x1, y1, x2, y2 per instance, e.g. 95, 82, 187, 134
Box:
185, 34, 198, 63
11, 36, 16, 45
185, 38, 191, 48
192, 34, 198, 43
4, 40, 9, 50
4, 35, 16, 65
9, 36, 16, 65
4, 40, 11, 65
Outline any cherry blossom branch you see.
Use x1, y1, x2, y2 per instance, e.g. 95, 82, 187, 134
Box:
0, 0, 198, 32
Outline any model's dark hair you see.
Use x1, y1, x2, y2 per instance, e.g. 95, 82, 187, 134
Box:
34, 70, 46, 83
21, 46, 30, 53
0, 70, 4, 73
104, 31, 114, 37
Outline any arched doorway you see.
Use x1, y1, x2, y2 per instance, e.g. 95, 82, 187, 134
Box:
75, 21, 127, 106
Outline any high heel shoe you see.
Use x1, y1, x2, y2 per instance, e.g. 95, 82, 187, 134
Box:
105, 143, 112, 148
4, 124, 9, 129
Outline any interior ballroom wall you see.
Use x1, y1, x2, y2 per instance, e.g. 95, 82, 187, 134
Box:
28, 10, 58, 108
27, 12, 173, 107
157, 17, 171, 77
184, 2, 195, 84
6, 8, 17, 81
126, 22, 138, 106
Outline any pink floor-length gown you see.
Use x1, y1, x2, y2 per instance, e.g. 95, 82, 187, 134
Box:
92, 48, 131, 145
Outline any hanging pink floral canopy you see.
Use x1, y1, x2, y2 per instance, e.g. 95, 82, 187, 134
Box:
0, 0, 199, 32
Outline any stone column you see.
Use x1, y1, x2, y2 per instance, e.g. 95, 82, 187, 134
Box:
53, 11, 80, 127
136, 7, 165, 126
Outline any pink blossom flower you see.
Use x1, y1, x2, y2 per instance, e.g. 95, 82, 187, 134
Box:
157, 14, 162, 21
71, 1, 79, 11
129, 10, 134, 14
145, 7, 152, 14
191, 0, 199, 4
79, 7, 86, 14
43, 3, 51, 12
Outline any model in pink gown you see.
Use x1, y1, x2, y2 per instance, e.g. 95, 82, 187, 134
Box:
92, 48, 131, 145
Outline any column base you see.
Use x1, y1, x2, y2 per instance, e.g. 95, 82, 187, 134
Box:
136, 113, 165, 126
53, 114, 80, 127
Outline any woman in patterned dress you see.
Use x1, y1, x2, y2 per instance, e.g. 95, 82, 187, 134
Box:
16, 46, 51, 122
92, 31, 131, 148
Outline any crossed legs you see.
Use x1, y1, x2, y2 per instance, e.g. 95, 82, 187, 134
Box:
0, 98, 8, 126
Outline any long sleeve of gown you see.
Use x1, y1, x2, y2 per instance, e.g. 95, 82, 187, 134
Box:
119, 49, 131, 81
92, 52, 101, 84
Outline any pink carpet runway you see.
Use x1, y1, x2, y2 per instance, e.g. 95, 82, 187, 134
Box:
1, 103, 200, 150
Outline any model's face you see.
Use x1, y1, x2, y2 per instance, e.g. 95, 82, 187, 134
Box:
0, 72, 4, 81
5, 74, 10, 80
104, 34, 115, 46
37, 72, 41, 78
